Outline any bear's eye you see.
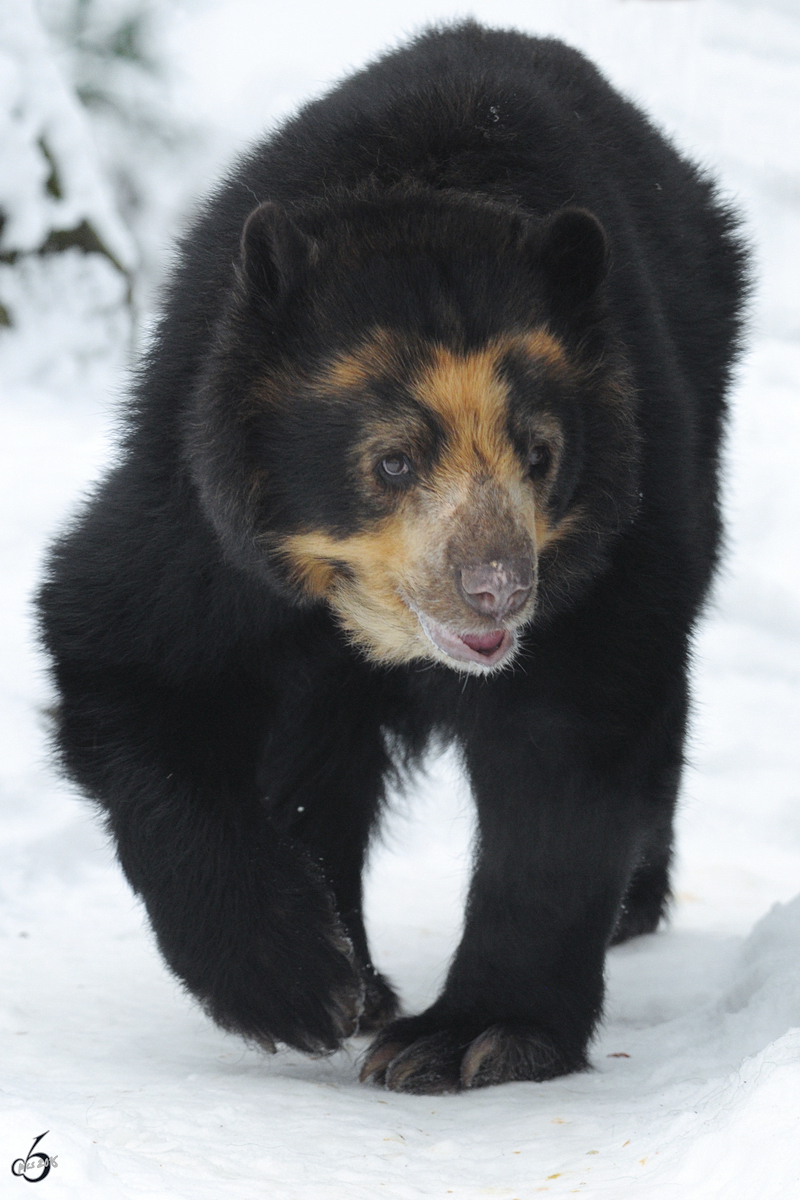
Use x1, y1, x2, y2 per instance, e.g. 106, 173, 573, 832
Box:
378, 453, 412, 482
527, 442, 552, 478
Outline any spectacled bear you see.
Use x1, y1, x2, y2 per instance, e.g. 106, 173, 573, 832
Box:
37, 22, 747, 1093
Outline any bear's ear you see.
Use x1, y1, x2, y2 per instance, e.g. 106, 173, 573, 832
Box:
240, 202, 317, 300
537, 207, 609, 305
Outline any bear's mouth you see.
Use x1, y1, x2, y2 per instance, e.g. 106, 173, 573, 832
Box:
415, 611, 515, 669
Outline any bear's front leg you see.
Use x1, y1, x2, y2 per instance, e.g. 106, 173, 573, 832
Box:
57, 668, 364, 1054
362, 716, 656, 1092
256, 672, 404, 1034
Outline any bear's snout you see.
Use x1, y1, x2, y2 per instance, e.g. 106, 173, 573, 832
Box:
458, 558, 534, 621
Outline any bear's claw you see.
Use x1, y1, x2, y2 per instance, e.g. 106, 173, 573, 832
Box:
360, 1019, 588, 1094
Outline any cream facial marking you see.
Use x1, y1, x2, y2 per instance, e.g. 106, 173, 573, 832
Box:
275, 329, 573, 672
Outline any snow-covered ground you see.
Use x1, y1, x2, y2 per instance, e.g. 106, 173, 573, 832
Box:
2, 0, 800, 1195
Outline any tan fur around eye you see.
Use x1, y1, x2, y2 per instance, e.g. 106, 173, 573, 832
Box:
312, 328, 402, 395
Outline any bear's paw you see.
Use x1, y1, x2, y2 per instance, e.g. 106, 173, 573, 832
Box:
360, 1016, 588, 1093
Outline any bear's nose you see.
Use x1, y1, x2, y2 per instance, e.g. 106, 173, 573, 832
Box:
459, 559, 534, 620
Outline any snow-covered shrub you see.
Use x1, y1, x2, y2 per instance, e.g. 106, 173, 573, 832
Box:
0, 0, 135, 387
38, 0, 207, 303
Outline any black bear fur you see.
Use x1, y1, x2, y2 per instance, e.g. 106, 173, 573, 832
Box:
37, 23, 747, 1093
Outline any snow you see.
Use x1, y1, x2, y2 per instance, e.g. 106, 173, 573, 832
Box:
0, 0, 135, 262
2, 0, 799, 1195
0, 0, 133, 392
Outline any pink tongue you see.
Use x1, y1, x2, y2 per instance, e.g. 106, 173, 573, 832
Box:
461, 630, 505, 655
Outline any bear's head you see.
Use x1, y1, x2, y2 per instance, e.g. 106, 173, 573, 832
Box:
188, 189, 641, 674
